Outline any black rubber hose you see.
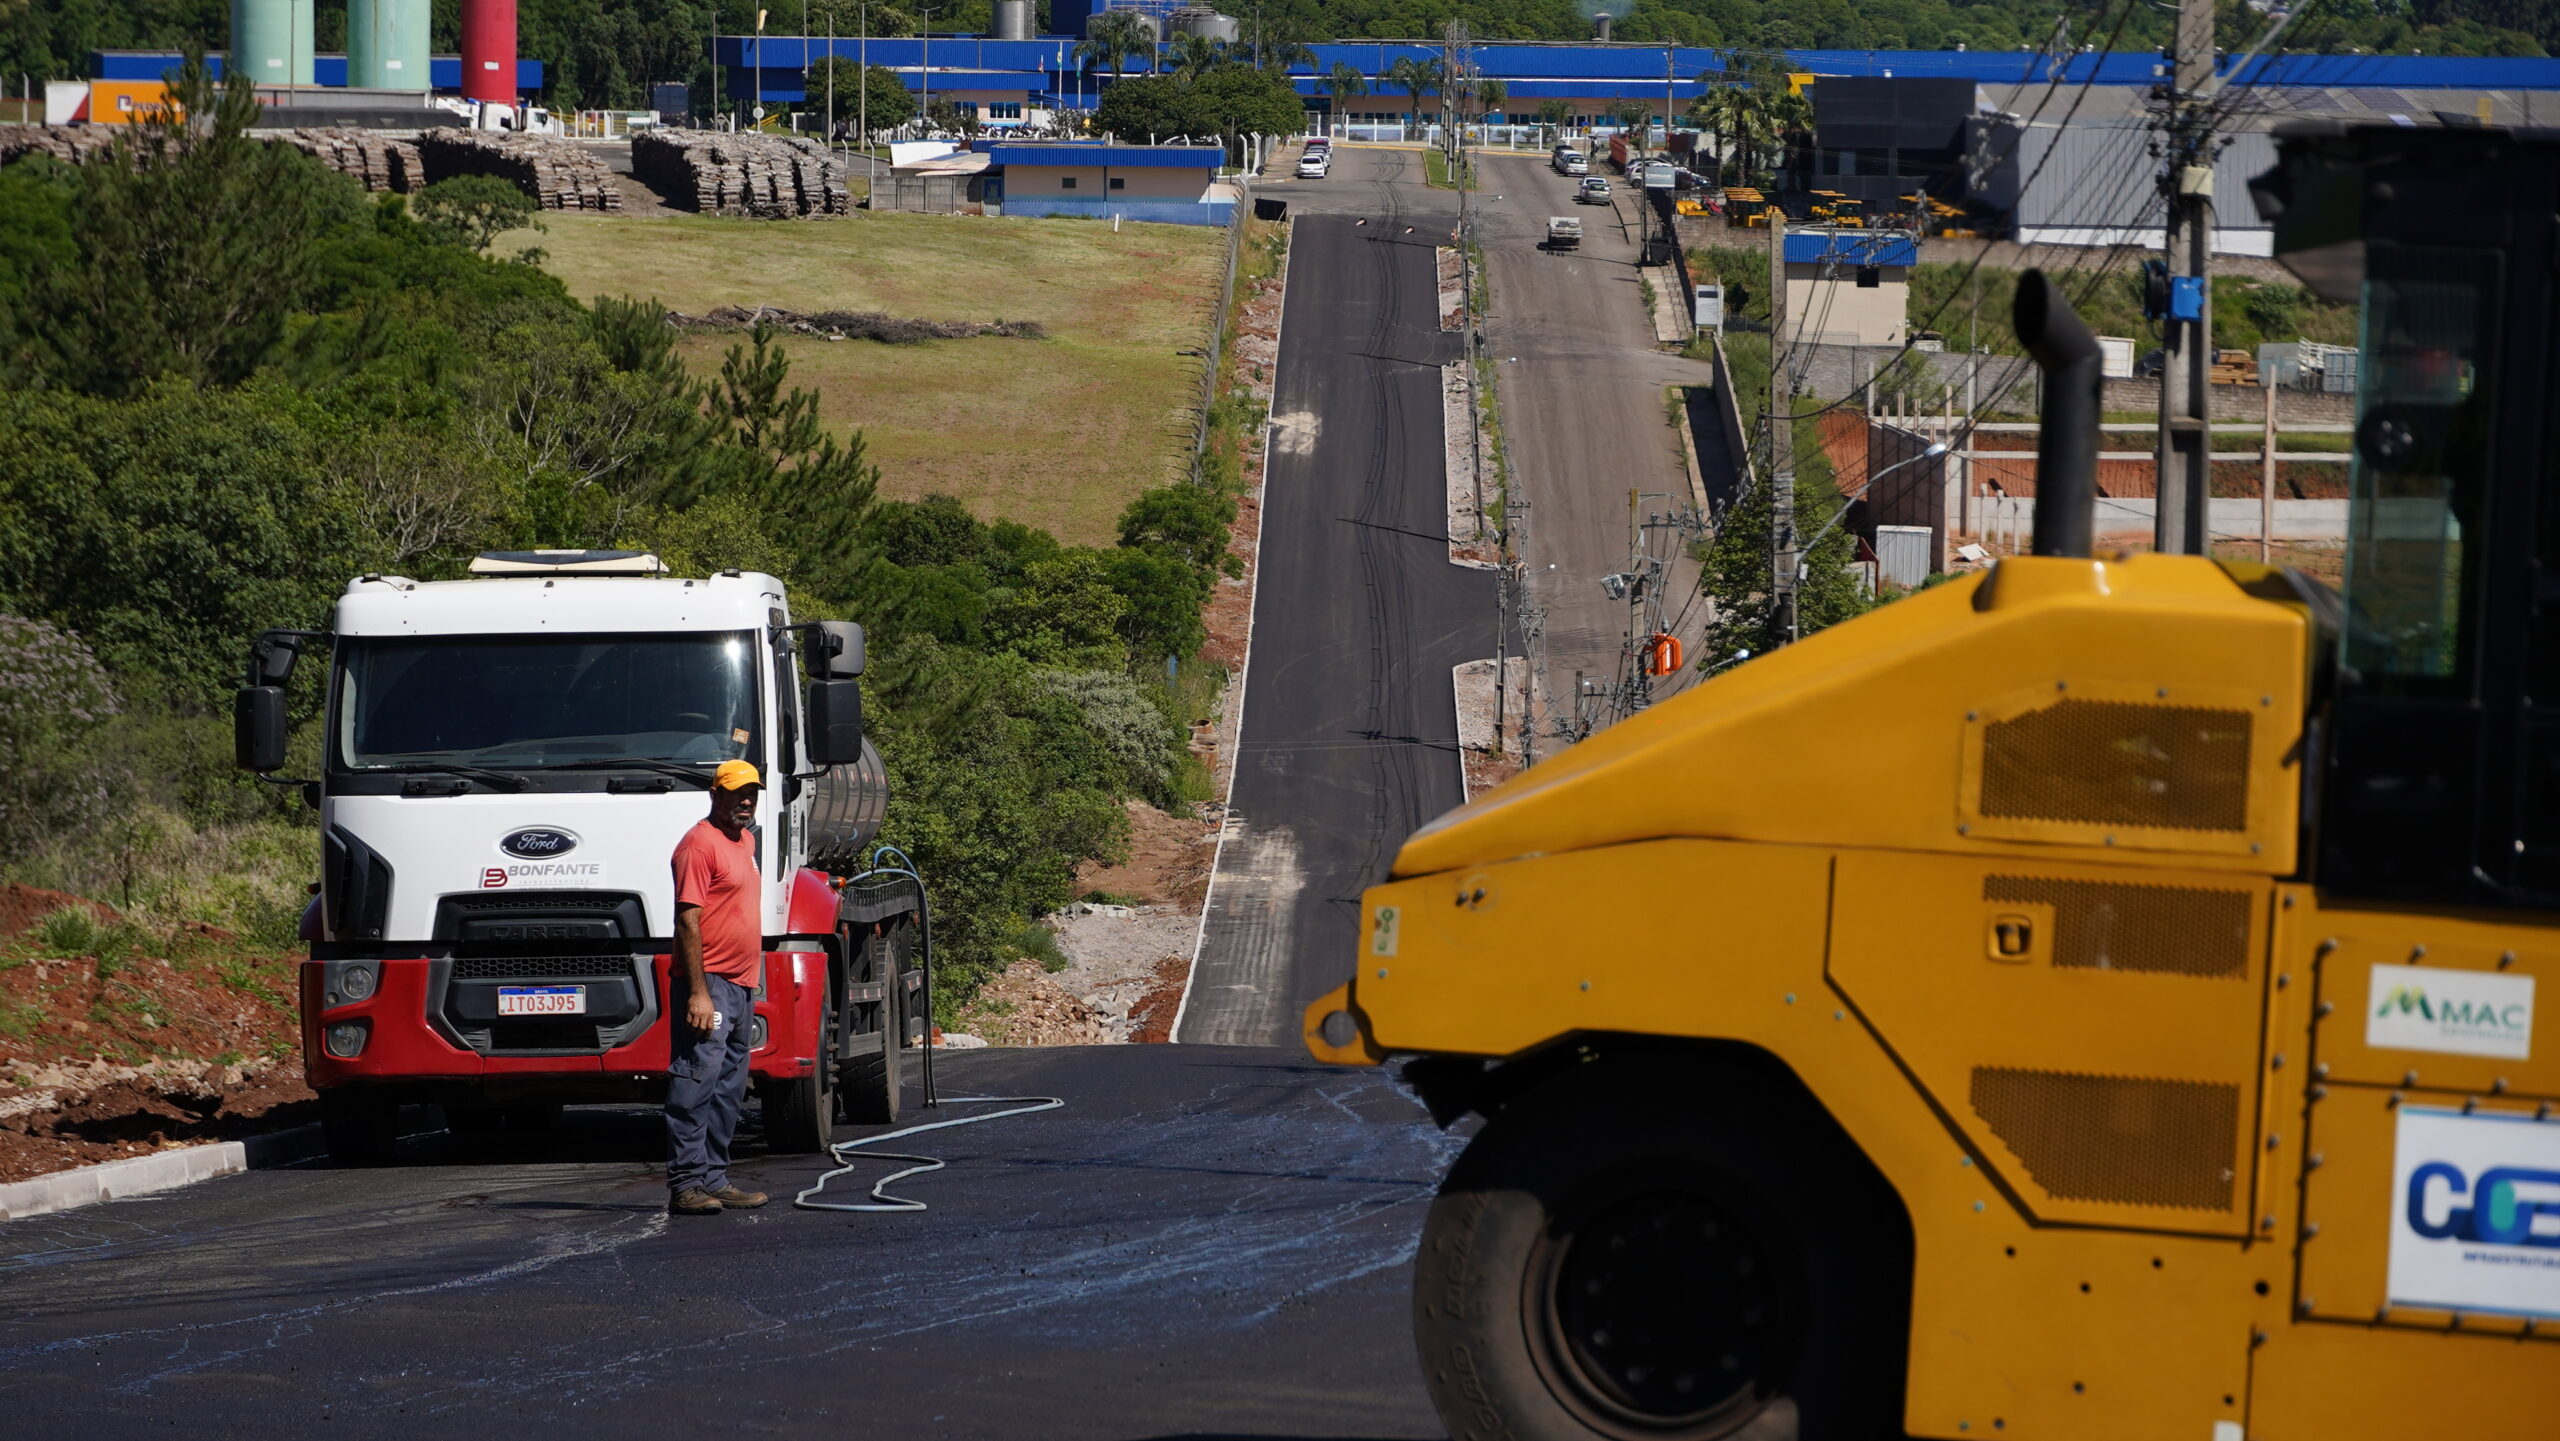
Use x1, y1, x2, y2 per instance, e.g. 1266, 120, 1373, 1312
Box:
2013, 268, 2101, 560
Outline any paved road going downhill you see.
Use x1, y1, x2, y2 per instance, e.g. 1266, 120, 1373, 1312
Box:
1181, 147, 1494, 1047
0, 1047, 1454, 1438
1471, 152, 1723, 725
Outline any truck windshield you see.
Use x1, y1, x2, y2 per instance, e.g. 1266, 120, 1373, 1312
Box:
334, 633, 760, 772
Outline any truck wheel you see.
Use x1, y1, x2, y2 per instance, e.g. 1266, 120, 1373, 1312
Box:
319, 1087, 400, 1166
1413, 1082, 1909, 1441
840, 926, 903, 1125
763, 990, 839, 1155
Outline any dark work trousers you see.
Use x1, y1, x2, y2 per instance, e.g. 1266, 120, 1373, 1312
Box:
665, 972, 753, 1196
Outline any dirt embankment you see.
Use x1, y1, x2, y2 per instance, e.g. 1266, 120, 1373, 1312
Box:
0, 886, 310, 1185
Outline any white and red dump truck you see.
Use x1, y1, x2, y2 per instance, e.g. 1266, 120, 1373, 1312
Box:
233, 549, 928, 1163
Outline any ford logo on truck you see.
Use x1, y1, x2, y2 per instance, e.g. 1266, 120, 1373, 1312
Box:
500, 827, 580, 859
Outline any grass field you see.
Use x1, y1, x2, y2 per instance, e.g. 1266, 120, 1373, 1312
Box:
505, 211, 1226, 545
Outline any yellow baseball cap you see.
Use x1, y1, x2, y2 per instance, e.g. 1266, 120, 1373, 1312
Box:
712, 760, 763, 791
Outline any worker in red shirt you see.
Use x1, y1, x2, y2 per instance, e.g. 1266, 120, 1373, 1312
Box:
665, 760, 772, 1216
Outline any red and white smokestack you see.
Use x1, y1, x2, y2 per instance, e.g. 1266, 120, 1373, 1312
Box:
461, 0, 518, 104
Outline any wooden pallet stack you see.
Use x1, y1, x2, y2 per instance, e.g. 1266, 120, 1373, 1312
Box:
264, 129, 426, 193
631, 130, 850, 217
415, 129, 623, 211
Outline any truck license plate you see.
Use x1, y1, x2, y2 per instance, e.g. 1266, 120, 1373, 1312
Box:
497, 985, 586, 1016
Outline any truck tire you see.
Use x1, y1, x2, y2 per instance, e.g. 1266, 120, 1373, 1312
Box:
319, 1087, 400, 1166
1413, 1073, 1909, 1441
762, 989, 838, 1154
840, 923, 904, 1125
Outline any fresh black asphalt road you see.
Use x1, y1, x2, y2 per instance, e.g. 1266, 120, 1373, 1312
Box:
0, 149, 1500, 1436
0, 1047, 1459, 1438
1181, 147, 1497, 1047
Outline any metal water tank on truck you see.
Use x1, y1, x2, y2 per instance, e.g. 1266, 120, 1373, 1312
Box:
234, 550, 929, 1163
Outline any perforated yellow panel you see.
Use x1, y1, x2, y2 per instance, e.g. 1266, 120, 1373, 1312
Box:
1978, 698, 2252, 832
1983, 875, 2254, 978
1957, 679, 2281, 858
1831, 850, 2270, 1235
1971, 1066, 2241, 1211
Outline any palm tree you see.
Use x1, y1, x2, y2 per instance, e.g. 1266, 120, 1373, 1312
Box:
1474, 77, 1507, 121
1535, 96, 1570, 147
1384, 55, 1442, 137
1325, 60, 1367, 131
1167, 32, 1226, 82
1074, 10, 1152, 82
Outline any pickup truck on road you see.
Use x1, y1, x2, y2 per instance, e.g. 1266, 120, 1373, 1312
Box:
1544, 216, 1582, 250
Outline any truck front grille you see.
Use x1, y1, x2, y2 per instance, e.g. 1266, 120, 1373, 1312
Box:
450, 955, 641, 981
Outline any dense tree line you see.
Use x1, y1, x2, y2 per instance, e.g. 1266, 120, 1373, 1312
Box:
0, 55, 1238, 1009
3, 0, 2544, 115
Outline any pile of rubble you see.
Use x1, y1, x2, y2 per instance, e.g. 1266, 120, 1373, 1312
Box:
668, 304, 1046, 343
263, 127, 425, 192
631, 129, 850, 217
415, 128, 623, 210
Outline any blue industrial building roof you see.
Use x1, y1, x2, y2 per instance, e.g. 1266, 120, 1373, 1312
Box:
715, 35, 2560, 91
91, 50, 546, 89
1785, 232, 1920, 267
984, 142, 1222, 167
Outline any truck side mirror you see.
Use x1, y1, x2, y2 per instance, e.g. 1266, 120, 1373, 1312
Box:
805, 678, 865, 765
235, 686, 288, 773
815, 620, 864, 678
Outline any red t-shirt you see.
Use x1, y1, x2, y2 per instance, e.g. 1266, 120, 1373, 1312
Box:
672, 820, 762, 983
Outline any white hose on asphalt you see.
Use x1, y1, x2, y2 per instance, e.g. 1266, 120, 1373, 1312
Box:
792, 1095, 1064, 1212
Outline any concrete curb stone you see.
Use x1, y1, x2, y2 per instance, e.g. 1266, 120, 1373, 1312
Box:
0, 1121, 342, 1223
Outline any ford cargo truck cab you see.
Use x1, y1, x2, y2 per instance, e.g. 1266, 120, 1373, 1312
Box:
236, 550, 924, 1162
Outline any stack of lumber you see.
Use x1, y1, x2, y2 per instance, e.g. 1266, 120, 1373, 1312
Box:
415, 129, 623, 211
0, 123, 125, 167
631, 129, 850, 217
262, 128, 425, 192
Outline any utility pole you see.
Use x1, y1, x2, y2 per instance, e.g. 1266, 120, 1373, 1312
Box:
1767, 207, 1797, 643
2155, 0, 2216, 555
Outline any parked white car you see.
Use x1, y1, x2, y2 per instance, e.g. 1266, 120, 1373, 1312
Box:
1296, 151, 1331, 178
1577, 176, 1612, 204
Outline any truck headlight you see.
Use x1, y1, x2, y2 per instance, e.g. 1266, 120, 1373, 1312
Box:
324, 1022, 369, 1059
337, 963, 378, 1003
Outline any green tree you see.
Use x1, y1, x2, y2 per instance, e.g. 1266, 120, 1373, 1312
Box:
1535, 96, 1572, 143
413, 174, 544, 253
1117, 483, 1237, 574
1385, 55, 1443, 132
1094, 73, 1213, 141
21, 47, 360, 398
1696, 468, 1874, 663
806, 57, 917, 140
985, 551, 1129, 668
0, 616, 121, 864
1326, 58, 1369, 115
1075, 8, 1154, 81
1167, 31, 1229, 81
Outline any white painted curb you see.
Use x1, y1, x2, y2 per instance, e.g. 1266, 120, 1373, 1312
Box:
1174, 217, 1294, 1046
0, 1123, 329, 1223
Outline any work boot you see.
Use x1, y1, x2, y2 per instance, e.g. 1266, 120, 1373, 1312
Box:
669, 1188, 724, 1216
709, 1185, 769, 1209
